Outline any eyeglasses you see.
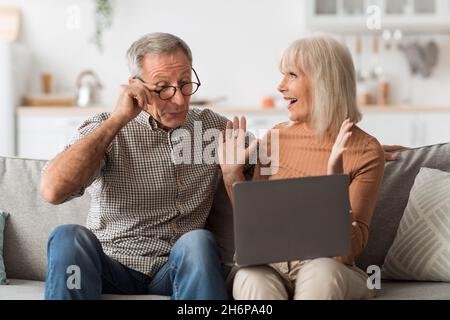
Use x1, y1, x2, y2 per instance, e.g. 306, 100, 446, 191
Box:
133, 68, 201, 100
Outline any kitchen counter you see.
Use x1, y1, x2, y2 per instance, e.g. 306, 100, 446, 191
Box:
15, 104, 450, 159
359, 105, 450, 113
209, 105, 450, 114
17, 106, 112, 116
17, 105, 450, 115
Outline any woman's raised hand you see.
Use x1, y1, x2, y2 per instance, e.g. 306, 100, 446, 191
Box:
218, 116, 256, 184
328, 119, 353, 175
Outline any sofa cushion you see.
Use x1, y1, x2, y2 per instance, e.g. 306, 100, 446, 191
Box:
0, 156, 235, 281
210, 143, 450, 272
4, 142, 450, 287
0, 157, 90, 281
206, 167, 255, 268
0, 279, 169, 300
206, 173, 235, 266
373, 281, 450, 300
357, 143, 450, 271
0, 279, 45, 300
3, 278, 448, 300
0, 211, 8, 284
382, 167, 450, 281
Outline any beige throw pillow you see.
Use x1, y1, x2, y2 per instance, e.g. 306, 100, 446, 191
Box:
382, 167, 450, 281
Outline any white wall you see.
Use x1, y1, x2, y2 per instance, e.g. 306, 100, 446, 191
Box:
1, 0, 450, 107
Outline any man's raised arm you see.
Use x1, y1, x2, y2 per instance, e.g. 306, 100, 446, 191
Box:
40, 79, 156, 204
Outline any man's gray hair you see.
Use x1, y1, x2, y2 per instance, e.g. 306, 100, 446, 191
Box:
126, 32, 193, 77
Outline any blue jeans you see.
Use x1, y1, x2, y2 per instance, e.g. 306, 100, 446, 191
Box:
44, 224, 228, 300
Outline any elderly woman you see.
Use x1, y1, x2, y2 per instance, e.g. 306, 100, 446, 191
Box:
219, 35, 385, 300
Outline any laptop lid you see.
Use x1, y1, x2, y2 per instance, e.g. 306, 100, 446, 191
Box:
233, 174, 352, 267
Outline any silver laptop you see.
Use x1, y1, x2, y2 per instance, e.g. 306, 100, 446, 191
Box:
232, 174, 352, 267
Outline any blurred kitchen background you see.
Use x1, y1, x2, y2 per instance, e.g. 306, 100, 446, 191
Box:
1, 0, 450, 160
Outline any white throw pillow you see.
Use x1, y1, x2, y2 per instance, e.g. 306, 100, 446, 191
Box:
382, 167, 450, 281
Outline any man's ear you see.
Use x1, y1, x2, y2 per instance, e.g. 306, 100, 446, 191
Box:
128, 77, 133, 85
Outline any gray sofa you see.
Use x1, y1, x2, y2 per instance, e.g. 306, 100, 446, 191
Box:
1, 143, 450, 300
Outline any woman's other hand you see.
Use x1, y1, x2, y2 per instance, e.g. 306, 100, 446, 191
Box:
328, 119, 353, 175
382, 145, 410, 161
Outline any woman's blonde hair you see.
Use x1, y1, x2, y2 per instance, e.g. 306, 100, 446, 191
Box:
280, 34, 362, 137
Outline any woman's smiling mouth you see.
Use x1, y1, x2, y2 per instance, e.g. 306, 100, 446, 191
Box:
284, 97, 298, 110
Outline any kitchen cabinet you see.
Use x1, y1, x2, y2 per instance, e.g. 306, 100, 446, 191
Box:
416, 113, 450, 146
305, 0, 450, 33
16, 107, 109, 160
16, 106, 284, 160
219, 110, 288, 139
359, 109, 450, 147
16, 106, 450, 160
16, 107, 287, 160
18, 115, 85, 160
358, 112, 416, 146
218, 107, 450, 147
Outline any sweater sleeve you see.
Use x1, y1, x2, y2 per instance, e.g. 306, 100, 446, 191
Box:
337, 138, 385, 264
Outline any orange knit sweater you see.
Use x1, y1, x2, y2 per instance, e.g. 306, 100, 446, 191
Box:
254, 121, 385, 264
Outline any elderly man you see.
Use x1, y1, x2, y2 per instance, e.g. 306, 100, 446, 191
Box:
40, 33, 231, 300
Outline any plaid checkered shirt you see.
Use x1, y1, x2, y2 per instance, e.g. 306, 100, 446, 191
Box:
57, 108, 230, 277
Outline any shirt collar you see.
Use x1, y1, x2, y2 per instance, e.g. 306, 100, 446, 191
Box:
136, 111, 159, 130
178, 110, 194, 133
136, 109, 194, 133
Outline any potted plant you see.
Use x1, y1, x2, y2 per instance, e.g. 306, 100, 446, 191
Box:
91, 0, 114, 53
